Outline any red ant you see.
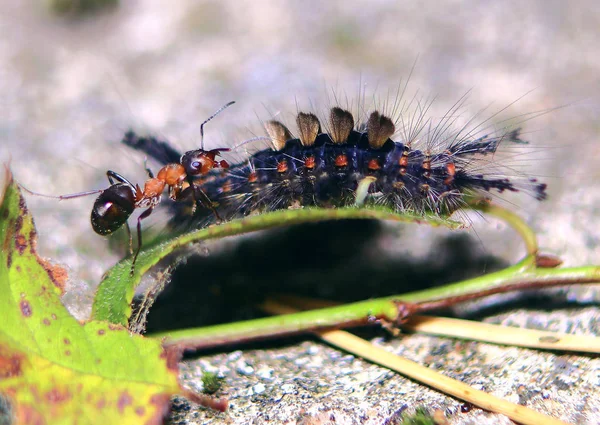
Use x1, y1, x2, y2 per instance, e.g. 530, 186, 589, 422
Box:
22, 101, 235, 274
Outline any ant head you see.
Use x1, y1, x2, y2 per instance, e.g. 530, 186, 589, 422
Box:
91, 183, 136, 235
181, 148, 230, 177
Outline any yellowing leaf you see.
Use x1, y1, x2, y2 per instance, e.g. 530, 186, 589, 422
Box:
0, 172, 186, 425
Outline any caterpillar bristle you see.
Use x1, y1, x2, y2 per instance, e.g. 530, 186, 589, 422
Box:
366, 111, 396, 149
296, 112, 321, 147
264, 120, 293, 151
448, 128, 525, 158
329, 107, 354, 144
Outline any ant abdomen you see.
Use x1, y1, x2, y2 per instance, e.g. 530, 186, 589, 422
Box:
91, 184, 135, 236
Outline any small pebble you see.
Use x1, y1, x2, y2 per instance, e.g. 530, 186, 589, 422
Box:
253, 383, 266, 394
281, 383, 296, 394
236, 361, 254, 376
256, 367, 274, 381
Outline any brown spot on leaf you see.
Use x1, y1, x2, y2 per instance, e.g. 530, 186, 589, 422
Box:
45, 387, 72, 404
63, 338, 70, 345
64, 350, 71, 356
18, 193, 28, 214
42, 318, 51, 326
37, 257, 67, 293
97, 329, 105, 336
14, 215, 23, 233
117, 391, 133, 414
135, 406, 145, 416
96, 398, 106, 409
28, 228, 37, 254
20, 300, 32, 317
16, 403, 45, 425
51, 314, 57, 320
0, 345, 24, 378
6, 250, 11, 268
15, 234, 27, 255
108, 324, 123, 331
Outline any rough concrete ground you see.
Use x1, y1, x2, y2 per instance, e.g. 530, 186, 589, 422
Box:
1, 1, 599, 424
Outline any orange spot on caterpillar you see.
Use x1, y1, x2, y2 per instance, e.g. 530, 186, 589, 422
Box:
277, 160, 288, 173
367, 159, 381, 171
399, 150, 409, 168
444, 162, 456, 185
335, 154, 348, 167
304, 156, 316, 169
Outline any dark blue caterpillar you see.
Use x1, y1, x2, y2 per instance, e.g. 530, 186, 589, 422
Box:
123, 107, 547, 229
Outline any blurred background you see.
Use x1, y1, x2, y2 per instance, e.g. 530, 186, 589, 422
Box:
1, 0, 598, 285
0, 1, 599, 423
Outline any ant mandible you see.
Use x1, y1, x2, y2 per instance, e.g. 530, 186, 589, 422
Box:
22, 101, 235, 274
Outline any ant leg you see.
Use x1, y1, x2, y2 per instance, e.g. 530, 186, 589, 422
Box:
124, 221, 133, 256
184, 176, 200, 215
143, 157, 154, 178
107, 170, 136, 188
194, 185, 223, 222
130, 207, 154, 276
179, 178, 222, 222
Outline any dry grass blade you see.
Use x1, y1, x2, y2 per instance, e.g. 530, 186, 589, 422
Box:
262, 300, 573, 425
404, 316, 600, 353
320, 330, 571, 425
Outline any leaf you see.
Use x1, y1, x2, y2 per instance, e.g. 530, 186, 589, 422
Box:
0, 172, 187, 425
92, 205, 464, 326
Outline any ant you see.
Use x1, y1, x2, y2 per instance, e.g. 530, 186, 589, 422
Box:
22, 101, 235, 275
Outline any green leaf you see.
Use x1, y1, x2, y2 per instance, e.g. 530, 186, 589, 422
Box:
92, 204, 464, 326
0, 172, 183, 425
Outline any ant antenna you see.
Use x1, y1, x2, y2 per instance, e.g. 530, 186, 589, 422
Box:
200, 101, 236, 150
19, 183, 103, 200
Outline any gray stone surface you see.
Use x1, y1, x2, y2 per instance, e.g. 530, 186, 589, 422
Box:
1, 1, 599, 424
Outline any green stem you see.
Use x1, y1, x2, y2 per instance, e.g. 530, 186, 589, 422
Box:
469, 201, 538, 255
152, 265, 600, 350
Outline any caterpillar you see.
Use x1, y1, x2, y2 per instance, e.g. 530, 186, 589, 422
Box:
124, 102, 548, 231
